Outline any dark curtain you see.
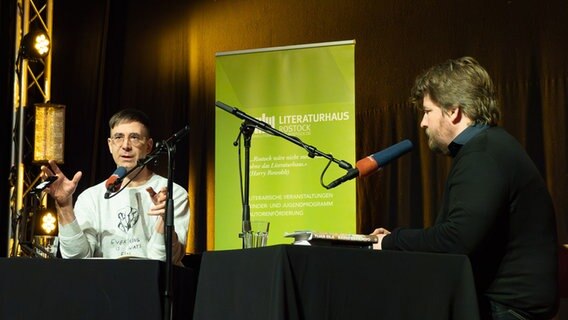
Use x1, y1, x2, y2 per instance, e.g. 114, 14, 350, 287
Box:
1, 0, 566, 255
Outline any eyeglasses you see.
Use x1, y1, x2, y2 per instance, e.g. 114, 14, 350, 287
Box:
109, 133, 146, 147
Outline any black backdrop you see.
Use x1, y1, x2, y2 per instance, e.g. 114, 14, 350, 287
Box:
2, 0, 567, 255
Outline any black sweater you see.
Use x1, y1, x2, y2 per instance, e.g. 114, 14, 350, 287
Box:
382, 126, 558, 319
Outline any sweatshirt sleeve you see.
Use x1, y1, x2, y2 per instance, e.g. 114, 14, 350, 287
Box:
58, 190, 99, 258
382, 149, 506, 254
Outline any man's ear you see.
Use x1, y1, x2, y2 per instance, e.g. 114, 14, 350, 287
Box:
147, 138, 154, 153
108, 138, 113, 154
449, 107, 462, 124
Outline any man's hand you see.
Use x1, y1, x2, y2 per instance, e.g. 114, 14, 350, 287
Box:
41, 160, 82, 207
41, 160, 82, 225
370, 227, 391, 250
146, 186, 168, 233
146, 186, 184, 264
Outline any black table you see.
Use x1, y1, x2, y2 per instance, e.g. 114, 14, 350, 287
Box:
0, 258, 197, 320
193, 245, 480, 320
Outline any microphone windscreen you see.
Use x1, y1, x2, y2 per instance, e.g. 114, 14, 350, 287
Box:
105, 166, 127, 190
356, 157, 378, 177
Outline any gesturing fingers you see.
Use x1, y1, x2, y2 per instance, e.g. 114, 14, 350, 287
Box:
146, 187, 157, 201
146, 187, 168, 205
148, 202, 166, 216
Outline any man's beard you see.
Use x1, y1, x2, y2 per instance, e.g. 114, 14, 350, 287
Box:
426, 130, 450, 155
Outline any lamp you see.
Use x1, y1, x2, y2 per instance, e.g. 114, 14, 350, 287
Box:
32, 207, 59, 258
20, 29, 51, 61
34, 103, 65, 163
34, 208, 58, 236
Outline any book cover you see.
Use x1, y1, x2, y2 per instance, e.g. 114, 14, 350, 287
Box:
284, 231, 378, 249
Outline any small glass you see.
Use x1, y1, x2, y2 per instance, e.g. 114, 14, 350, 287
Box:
242, 221, 270, 249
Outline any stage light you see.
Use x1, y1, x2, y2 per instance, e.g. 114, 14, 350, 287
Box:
32, 208, 59, 258
33, 207, 58, 236
20, 29, 51, 61
34, 103, 65, 163
36, 210, 57, 235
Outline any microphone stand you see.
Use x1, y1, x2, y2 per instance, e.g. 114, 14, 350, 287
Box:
217, 101, 352, 169
236, 121, 256, 247
162, 139, 175, 320
129, 125, 189, 320
216, 101, 353, 245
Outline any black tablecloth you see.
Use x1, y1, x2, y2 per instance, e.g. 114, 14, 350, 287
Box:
193, 245, 480, 320
0, 258, 197, 320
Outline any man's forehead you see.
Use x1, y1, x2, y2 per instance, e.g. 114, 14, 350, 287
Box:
110, 121, 147, 133
422, 95, 436, 109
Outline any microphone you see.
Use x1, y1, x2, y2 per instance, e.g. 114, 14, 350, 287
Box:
216, 101, 236, 114
327, 139, 413, 189
215, 101, 273, 131
104, 166, 127, 199
164, 124, 190, 146
153, 125, 190, 153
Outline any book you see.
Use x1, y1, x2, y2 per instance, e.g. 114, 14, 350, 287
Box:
284, 231, 378, 249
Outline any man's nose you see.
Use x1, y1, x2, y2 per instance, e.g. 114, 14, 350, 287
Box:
420, 115, 427, 128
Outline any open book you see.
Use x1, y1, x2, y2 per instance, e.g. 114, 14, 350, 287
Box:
284, 231, 378, 249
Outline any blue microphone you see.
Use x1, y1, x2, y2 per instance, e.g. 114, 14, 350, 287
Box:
327, 139, 413, 189
104, 166, 128, 198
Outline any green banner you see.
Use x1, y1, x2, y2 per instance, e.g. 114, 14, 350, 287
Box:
215, 41, 356, 249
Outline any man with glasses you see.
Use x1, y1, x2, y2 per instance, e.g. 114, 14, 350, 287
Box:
41, 109, 190, 264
